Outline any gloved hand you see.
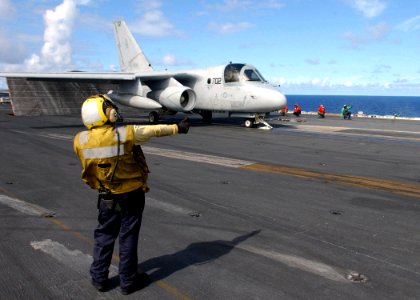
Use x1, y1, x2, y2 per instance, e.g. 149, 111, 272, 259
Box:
177, 117, 190, 134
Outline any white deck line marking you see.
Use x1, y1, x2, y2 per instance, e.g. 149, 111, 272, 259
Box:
31, 239, 118, 276
142, 146, 254, 168
296, 125, 351, 132
0, 195, 54, 216
38, 133, 75, 141
147, 197, 193, 215
238, 244, 347, 283
29, 132, 255, 168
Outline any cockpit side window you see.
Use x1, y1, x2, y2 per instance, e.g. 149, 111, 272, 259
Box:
224, 64, 244, 83
243, 69, 266, 82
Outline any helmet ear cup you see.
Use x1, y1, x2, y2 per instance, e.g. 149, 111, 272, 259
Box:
108, 108, 118, 123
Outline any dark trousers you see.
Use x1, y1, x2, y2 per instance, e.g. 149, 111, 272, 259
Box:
90, 188, 145, 289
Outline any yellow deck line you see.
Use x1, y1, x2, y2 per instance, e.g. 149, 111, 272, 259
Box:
241, 163, 420, 198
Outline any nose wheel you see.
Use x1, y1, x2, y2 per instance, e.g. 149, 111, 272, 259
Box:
244, 114, 273, 129
244, 119, 255, 128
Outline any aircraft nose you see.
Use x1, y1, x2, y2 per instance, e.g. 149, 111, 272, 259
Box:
266, 88, 286, 110
277, 91, 287, 108
248, 85, 287, 111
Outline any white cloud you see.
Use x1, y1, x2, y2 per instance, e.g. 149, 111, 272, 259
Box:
316, 77, 332, 87
270, 74, 420, 95
208, 22, 253, 34
159, 54, 192, 67
3, 0, 91, 72
0, 0, 15, 17
312, 78, 322, 85
305, 58, 320, 65
342, 31, 366, 49
162, 54, 176, 65
0, 0, 14, 17
40, 0, 79, 68
346, 0, 386, 18
342, 22, 390, 49
211, 0, 251, 11
343, 81, 353, 87
366, 22, 390, 40
109, 64, 118, 72
208, 0, 284, 11
372, 64, 391, 73
396, 15, 420, 32
131, 0, 181, 36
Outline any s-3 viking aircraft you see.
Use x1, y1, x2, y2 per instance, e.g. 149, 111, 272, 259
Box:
0, 20, 286, 128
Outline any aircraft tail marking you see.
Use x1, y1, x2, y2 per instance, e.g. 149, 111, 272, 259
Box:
113, 20, 153, 72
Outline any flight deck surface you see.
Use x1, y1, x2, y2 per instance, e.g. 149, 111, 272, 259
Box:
0, 104, 419, 299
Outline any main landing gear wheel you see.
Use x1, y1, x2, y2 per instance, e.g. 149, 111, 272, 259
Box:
148, 111, 159, 124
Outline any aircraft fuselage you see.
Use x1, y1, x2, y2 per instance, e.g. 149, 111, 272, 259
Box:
155, 63, 287, 113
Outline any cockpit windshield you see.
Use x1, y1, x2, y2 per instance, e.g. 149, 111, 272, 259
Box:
243, 68, 266, 82
224, 63, 266, 83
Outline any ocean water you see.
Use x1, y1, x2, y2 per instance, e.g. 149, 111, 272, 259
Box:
285, 95, 420, 118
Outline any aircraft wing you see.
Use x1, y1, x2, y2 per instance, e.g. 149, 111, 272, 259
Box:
1, 70, 199, 116
0, 72, 137, 81
0, 70, 195, 81
1, 71, 135, 116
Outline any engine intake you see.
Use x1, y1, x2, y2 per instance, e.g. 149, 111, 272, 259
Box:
148, 86, 196, 112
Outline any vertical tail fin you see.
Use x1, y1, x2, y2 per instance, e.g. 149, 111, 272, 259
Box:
113, 20, 153, 72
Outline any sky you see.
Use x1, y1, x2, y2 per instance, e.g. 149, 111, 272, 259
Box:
0, 0, 419, 96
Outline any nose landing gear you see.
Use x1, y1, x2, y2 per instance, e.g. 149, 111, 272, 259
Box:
244, 114, 273, 129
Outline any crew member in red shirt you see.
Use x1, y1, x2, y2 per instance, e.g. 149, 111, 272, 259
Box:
317, 104, 325, 118
279, 105, 288, 116
293, 104, 301, 117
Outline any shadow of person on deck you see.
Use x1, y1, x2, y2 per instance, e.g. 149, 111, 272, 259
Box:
138, 230, 261, 282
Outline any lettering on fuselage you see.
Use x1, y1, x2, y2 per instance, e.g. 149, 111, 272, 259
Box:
207, 78, 222, 84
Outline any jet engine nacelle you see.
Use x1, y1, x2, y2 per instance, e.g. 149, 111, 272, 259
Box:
149, 86, 196, 112
108, 93, 163, 109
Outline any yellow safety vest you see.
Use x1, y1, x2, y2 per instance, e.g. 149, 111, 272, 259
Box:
73, 125, 150, 194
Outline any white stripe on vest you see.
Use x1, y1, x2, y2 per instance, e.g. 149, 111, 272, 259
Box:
82, 144, 125, 159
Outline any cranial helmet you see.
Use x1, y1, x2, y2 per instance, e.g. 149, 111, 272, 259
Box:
81, 94, 120, 129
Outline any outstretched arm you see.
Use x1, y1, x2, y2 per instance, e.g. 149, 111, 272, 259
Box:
133, 118, 189, 144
